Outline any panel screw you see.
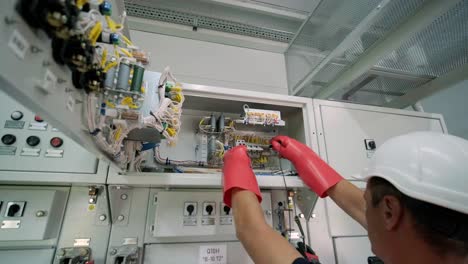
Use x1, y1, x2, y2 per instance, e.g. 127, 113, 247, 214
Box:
120, 194, 128, 200
110, 248, 117, 255
79, 248, 89, 256
4, 17, 16, 25
117, 215, 125, 221
99, 214, 107, 221
36, 210, 46, 217
30, 46, 43, 54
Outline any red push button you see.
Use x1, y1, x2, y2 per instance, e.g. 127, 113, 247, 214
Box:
50, 137, 63, 148
34, 115, 44, 122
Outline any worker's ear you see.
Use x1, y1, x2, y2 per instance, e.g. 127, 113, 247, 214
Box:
381, 195, 403, 231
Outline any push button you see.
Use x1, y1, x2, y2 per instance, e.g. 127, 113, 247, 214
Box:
26, 136, 40, 146
11, 111, 24, 121
50, 137, 63, 148
34, 115, 44, 122
1, 134, 16, 145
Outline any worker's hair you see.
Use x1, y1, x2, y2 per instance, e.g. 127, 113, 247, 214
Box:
367, 177, 468, 256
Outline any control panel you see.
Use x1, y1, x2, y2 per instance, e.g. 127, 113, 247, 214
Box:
0, 186, 68, 241
153, 191, 272, 238
0, 90, 98, 173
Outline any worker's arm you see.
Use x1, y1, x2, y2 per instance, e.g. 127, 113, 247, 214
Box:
271, 136, 368, 229
231, 188, 303, 264
327, 180, 367, 228
222, 146, 305, 264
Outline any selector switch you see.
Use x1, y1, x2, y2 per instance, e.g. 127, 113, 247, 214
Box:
7, 204, 20, 217
205, 205, 213, 215
203, 202, 216, 216
187, 204, 195, 216
11, 111, 24, 121
364, 139, 377, 150
26, 136, 41, 147
223, 205, 231, 216
50, 137, 63, 148
5, 202, 26, 217
184, 202, 198, 216
1, 134, 16, 145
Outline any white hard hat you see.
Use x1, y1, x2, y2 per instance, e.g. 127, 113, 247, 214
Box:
357, 131, 468, 214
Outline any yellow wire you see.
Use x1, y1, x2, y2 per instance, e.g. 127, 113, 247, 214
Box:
114, 47, 120, 59
103, 61, 118, 73
101, 48, 108, 67
120, 34, 134, 46
88, 21, 103, 45
119, 48, 133, 58
105, 16, 117, 33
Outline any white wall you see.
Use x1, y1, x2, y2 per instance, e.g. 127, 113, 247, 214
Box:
420, 81, 468, 140
130, 30, 288, 94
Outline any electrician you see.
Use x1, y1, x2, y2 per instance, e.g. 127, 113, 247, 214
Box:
222, 131, 468, 264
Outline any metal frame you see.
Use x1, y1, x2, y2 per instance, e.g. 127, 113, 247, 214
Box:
384, 63, 468, 109
284, 0, 323, 51
315, 0, 461, 99
127, 16, 288, 53
125, 2, 294, 43
290, 0, 392, 95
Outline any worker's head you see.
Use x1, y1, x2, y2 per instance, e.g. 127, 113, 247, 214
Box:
357, 132, 468, 263
364, 177, 468, 262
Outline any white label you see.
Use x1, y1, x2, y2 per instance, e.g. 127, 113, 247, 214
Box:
66, 95, 75, 112
41, 69, 57, 92
74, 238, 90, 247
1, 220, 20, 229
199, 245, 227, 264
220, 217, 233, 225
8, 30, 30, 59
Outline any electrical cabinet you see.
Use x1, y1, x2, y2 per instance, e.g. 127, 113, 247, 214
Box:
0, 90, 98, 173
0, 186, 69, 263
310, 99, 447, 264
313, 99, 446, 179
108, 83, 317, 190
334, 237, 373, 264
0, 90, 107, 185
55, 186, 111, 264
325, 181, 367, 237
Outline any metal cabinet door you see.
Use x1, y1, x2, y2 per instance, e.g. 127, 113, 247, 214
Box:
314, 101, 445, 179
0, 249, 55, 263
334, 237, 374, 264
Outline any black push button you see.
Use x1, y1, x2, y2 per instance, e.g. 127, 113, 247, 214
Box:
26, 136, 40, 146
1, 134, 16, 145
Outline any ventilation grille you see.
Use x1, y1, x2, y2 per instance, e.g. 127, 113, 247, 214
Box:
376, 0, 468, 77
125, 3, 294, 43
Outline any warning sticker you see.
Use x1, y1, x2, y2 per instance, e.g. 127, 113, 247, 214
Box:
199, 245, 227, 264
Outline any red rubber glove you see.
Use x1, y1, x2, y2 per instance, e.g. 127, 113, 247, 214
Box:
271, 135, 343, 198
222, 146, 262, 207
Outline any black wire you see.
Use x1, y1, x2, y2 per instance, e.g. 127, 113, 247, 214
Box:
278, 157, 293, 243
